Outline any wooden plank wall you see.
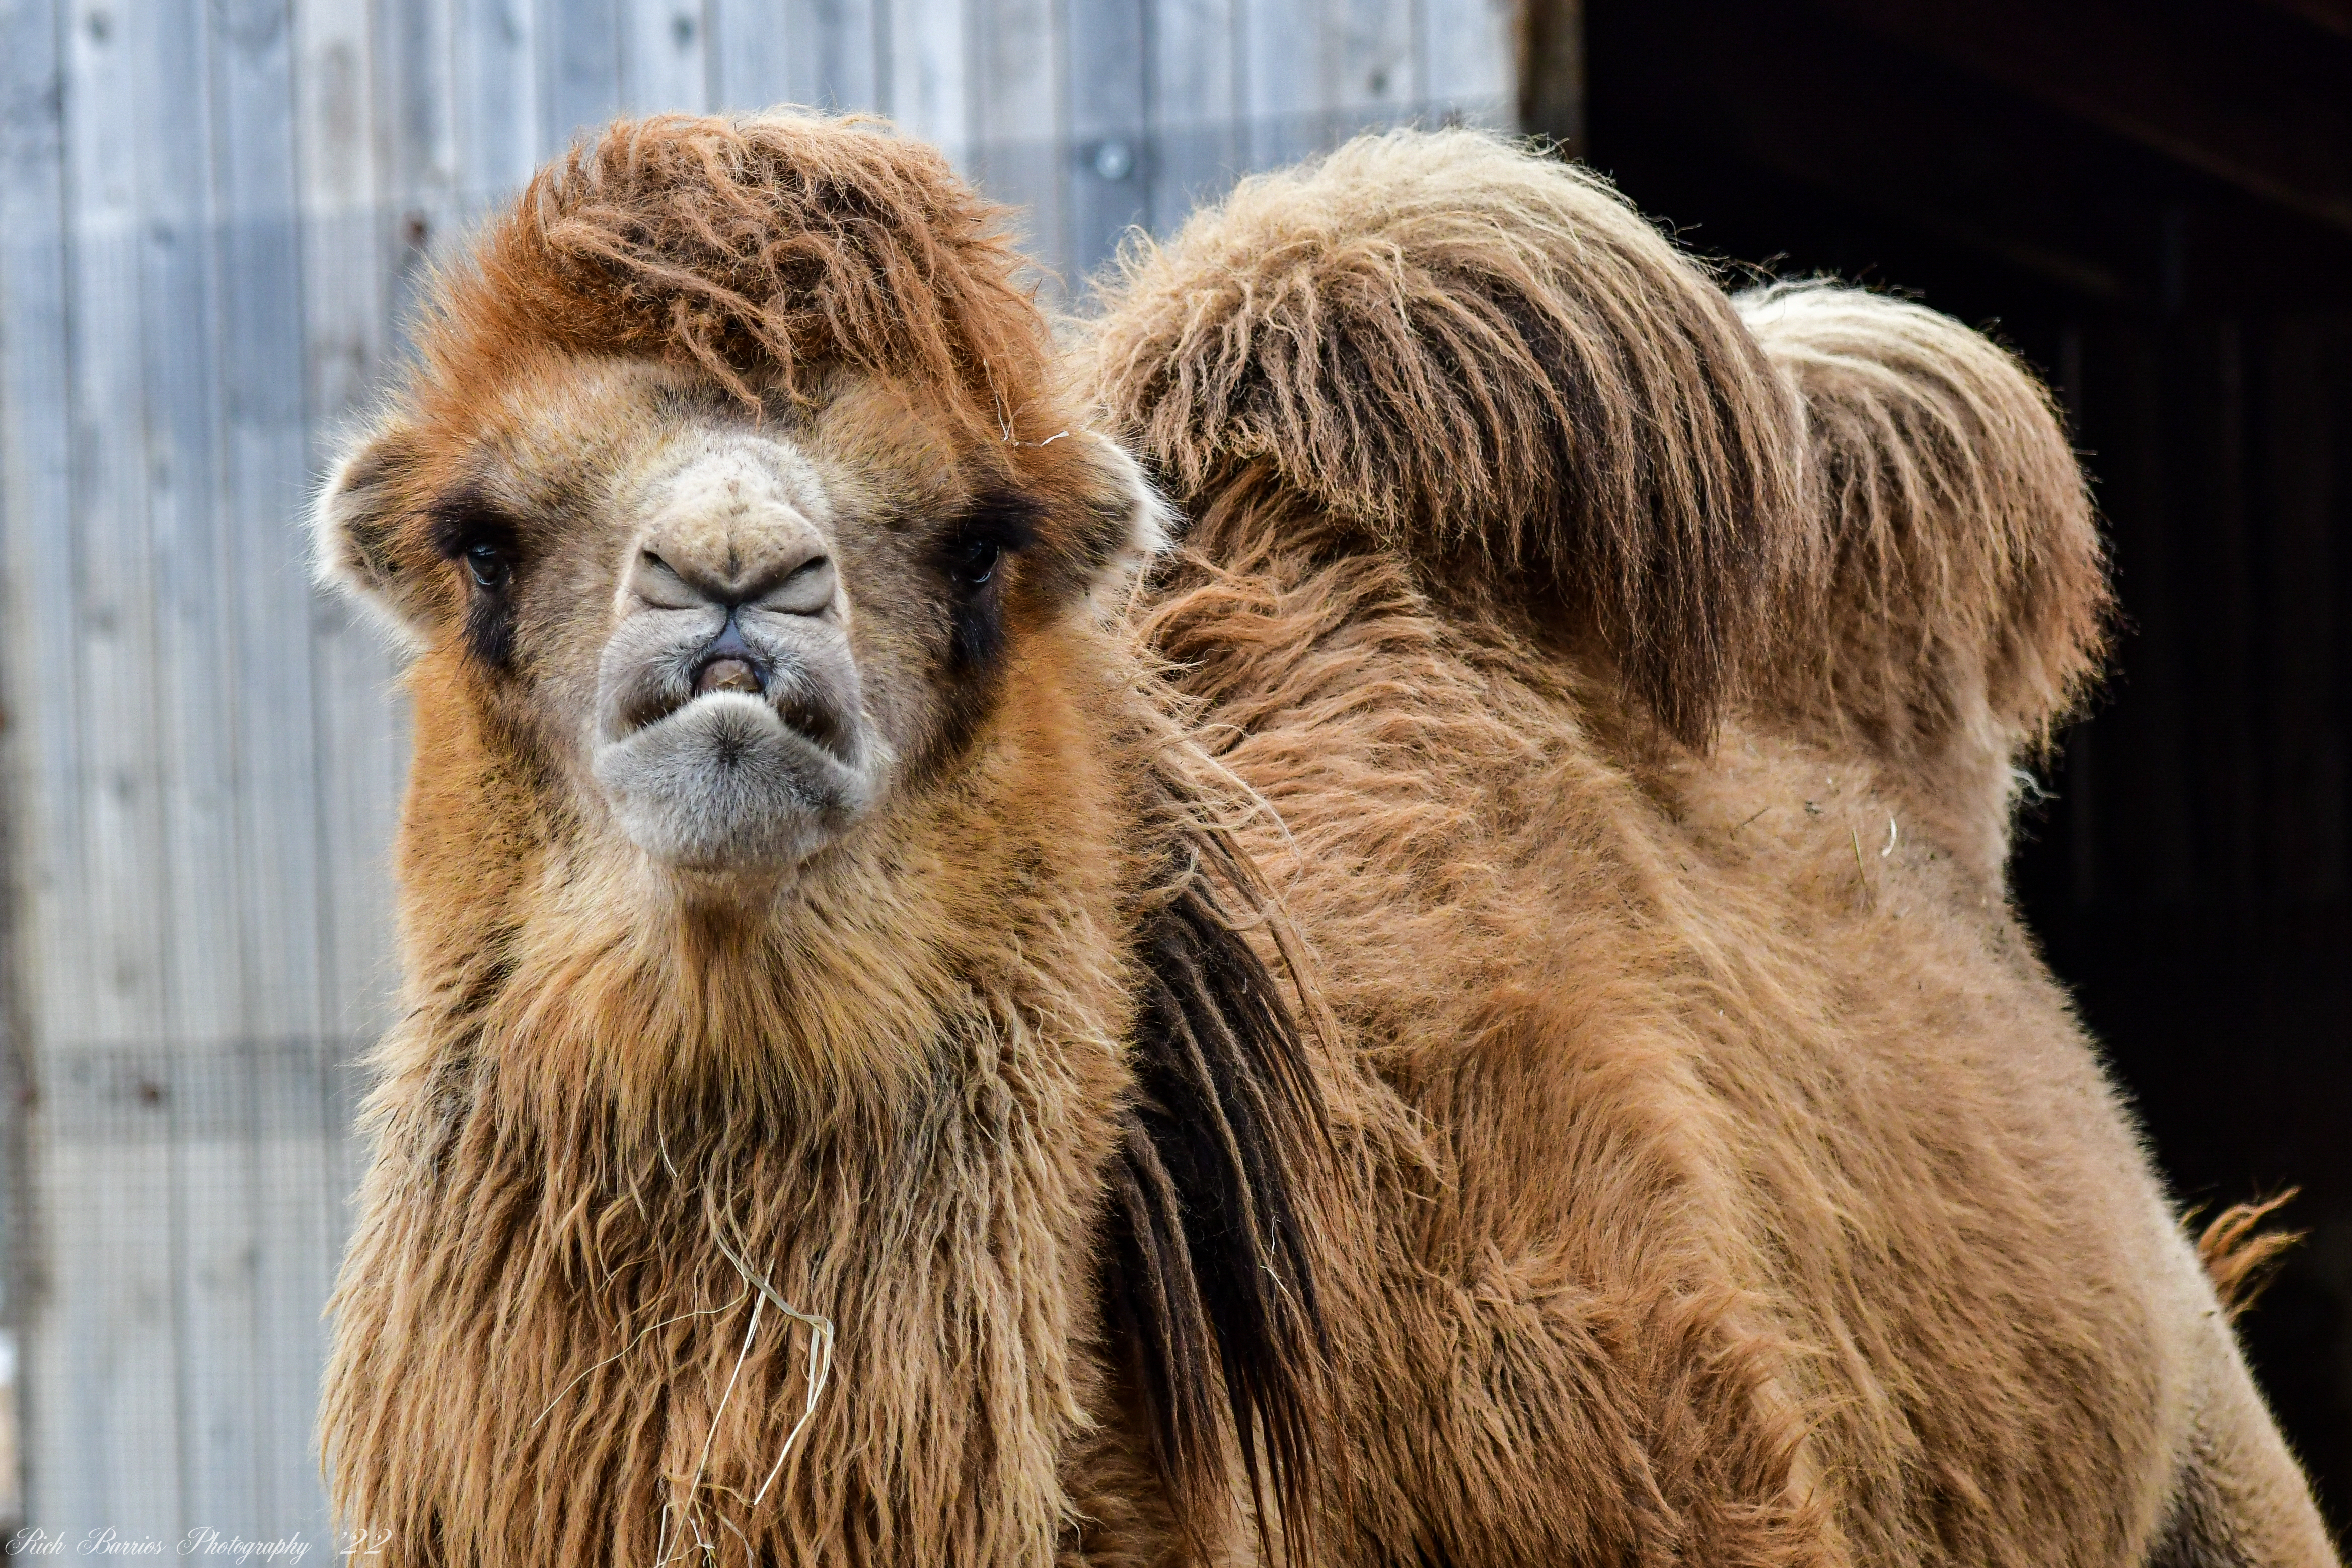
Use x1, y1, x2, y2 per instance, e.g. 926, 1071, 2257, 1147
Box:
0, 0, 1512, 1538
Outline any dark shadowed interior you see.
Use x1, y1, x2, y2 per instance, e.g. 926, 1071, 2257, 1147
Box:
1580, 0, 2352, 1533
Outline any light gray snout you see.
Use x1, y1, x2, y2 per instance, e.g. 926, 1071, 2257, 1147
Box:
590, 441, 877, 873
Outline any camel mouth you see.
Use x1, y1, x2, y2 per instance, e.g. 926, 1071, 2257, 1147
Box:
610, 640, 859, 767
617, 670, 860, 771
592, 692, 876, 873
593, 623, 875, 872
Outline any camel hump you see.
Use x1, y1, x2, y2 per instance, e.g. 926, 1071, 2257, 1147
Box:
1087, 128, 1813, 748
1737, 283, 2110, 770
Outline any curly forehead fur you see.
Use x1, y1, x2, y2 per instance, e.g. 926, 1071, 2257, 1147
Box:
1086, 128, 1812, 744
423, 111, 1060, 445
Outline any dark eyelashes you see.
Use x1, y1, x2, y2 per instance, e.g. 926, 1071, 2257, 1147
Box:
950, 537, 1001, 591
464, 541, 512, 590
936, 488, 1042, 678
940, 487, 1042, 593
423, 482, 1040, 679
428, 491, 524, 574
428, 491, 525, 670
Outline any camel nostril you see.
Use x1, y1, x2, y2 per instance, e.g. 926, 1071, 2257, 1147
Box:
690, 612, 765, 696
695, 656, 763, 696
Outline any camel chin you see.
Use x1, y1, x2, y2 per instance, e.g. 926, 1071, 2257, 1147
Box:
592, 690, 877, 874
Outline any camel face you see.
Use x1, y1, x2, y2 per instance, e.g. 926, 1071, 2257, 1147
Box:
319, 348, 1151, 890
318, 115, 1337, 1565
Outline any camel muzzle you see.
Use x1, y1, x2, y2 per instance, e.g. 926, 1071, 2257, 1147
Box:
591, 595, 876, 873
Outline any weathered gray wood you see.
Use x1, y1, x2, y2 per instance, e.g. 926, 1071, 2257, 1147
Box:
623, 0, 709, 114
290, 12, 404, 1540
786, 0, 881, 111
137, 0, 265, 1536
373, 0, 459, 347
1067, 0, 1148, 277
1332, 0, 1419, 135
62, 0, 169, 1065
51, 0, 185, 1526
970, 0, 1065, 286
455, 0, 540, 199
212, 0, 341, 1533
215, 0, 327, 1050
708, 0, 795, 113
0, 0, 78, 1528
295, 0, 405, 1057
138, 0, 239, 1058
36, 1074, 180, 1533
1150, 0, 1244, 230
249, 1090, 338, 1542
1427, 0, 1511, 115
885, 0, 966, 167
1242, 0, 1327, 169
0, 0, 84, 1067
546, 0, 624, 151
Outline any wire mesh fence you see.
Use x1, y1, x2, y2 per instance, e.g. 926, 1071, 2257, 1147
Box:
0, 0, 1512, 1539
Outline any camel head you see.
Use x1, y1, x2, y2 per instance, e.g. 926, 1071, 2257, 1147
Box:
312, 116, 1335, 1565
313, 114, 1165, 904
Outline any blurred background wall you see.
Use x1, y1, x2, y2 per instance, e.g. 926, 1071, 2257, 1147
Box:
3, 0, 2347, 1544
0, 0, 1510, 1536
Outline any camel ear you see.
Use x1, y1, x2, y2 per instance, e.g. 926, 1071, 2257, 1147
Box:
1069, 433, 1177, 616
311, 423, 435, 648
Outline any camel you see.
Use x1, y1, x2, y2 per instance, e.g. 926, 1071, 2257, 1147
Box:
309, 110, 2336, 1565
310, 112, 1327, 1563
1086, 129, 2337, 1566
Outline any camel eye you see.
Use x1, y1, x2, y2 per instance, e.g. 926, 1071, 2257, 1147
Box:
952, 538, 1000, 590
465, 542, 510, 591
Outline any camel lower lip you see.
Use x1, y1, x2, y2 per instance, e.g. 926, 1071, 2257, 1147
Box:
594, 693, 872, 871
641, 687, 848, 762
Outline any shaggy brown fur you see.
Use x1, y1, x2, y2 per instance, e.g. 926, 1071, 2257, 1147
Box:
320, 114, 1104, 639
476, 112, 1043, 430
316, 112, 1342, 1566
1085, 130, 1810, 747
1085, 128, 2338, 1567
319, 112, 2337, 1568
1735, 281, 2112, 878
2198, 1196, 2304, 1323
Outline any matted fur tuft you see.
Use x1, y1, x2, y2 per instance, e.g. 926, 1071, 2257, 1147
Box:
1086, 128, 1811, 746
2196, 1193, 2303, 1323
1738, 282, 2111, 765
1107, 761, 1336, 1553
434, 111, 1057, 444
